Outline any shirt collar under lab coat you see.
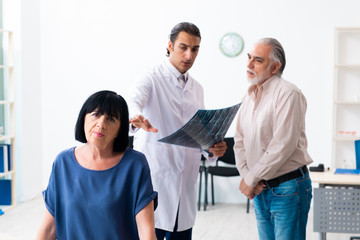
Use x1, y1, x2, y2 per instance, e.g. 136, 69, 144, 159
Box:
164, 58, 189, 83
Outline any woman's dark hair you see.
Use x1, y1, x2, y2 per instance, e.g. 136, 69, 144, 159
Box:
75, 90, 129, 152
166, 22, 201, 56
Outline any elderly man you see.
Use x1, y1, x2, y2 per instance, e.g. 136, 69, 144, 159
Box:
234, 38, 313, 240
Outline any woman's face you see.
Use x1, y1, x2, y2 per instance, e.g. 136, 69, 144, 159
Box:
84, 110, 121, 149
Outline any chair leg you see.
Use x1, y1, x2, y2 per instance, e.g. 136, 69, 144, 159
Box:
246, 198, 250, 213
204, 169, 208, 211
211, 175, 215, 205
198, 169, 202, 211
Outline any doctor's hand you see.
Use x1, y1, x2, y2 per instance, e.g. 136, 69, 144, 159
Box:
130, 115, 158, 133
209, 141, 227, 157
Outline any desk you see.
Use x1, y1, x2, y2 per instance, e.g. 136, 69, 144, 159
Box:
310, 170, 360, 187
310, 170, 360, 240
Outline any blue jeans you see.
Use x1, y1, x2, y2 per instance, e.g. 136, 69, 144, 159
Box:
254, 171, 312, 240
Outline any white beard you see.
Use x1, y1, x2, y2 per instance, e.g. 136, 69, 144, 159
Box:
247, 68, 272, 85
247, 69, 263, 85
247, 76, 263, 85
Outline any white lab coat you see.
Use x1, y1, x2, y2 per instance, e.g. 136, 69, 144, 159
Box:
128, 59, 211, 231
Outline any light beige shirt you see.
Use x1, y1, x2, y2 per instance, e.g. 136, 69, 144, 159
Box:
234, 75, 313, 187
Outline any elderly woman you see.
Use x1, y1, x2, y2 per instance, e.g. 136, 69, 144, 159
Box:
36, 90, 158, 240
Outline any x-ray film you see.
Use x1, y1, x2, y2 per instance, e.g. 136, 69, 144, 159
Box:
158, 103, 241, 150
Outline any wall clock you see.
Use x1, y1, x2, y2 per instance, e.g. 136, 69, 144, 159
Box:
219, 32, 244, 58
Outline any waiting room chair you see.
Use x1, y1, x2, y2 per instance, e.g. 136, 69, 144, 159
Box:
204, 137, 250, 212
128, 135, 134, 148
198, 155, 207, 211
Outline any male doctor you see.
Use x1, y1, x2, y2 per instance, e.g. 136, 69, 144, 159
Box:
128, 22, 227, 240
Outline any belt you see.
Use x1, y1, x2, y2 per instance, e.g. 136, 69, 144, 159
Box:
263, 165, 308, 189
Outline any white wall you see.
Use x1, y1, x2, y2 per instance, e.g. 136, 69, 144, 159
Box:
4, 0, 360, 203
3, 0, 43, 202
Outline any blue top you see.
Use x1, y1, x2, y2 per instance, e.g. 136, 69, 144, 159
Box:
43, 147, 158, 240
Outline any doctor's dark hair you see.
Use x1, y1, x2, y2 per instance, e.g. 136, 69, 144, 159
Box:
166, 22, 201, 56
75, 90, 129, 152
257, 38, 286, 77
